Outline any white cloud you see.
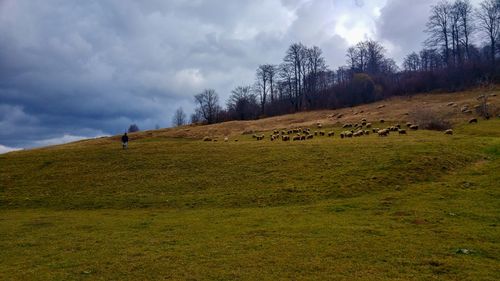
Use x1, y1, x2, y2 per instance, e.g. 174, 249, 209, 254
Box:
0, 144, 21, 154
33, 134, 108, 147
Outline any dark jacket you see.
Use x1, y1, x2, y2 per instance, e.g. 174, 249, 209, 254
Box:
121, 134, 129, 143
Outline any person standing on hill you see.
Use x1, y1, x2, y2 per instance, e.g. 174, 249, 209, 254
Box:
121, 132, 129, 149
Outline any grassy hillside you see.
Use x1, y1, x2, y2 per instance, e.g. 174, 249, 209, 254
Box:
1, 90, 499, 280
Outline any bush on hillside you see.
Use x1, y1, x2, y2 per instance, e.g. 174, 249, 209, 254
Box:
409, 108, 452, 131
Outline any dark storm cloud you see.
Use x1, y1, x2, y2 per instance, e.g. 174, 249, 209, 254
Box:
375, 0, 437, 62
375, 0, 482, 63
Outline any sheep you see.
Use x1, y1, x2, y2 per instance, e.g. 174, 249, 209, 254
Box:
364, 130, 370, 135
377, 104, 385, 109
353, 130, 364, 137
398, 129, 407, 135
342, 123, 352, 128
292, 135, 301, 141
354, 123, 359, 128
372, 128, 380, 133
395, 124, 401, 129
447, 102, 456, 106
252, 134, 257, 139
380, 119, 385, 123
337, 114, 344, 118
445, 129, 453, 135
256, 135, 265, 141
224, 137, 229, 142
314, 131, 318, 136
327, 131, 335, 137
345, 131, 353, 138
273, 130, 279, 135
469, 118, 478, 124
306, 134, 314, 140
203, 136, 212, 142
378, 129, 389, 136
406, 122, 412, 127
317, 123, 323, 128
340, 132, 345, 139
362, 118, 367, 122
361, 121, 367, 126
300, 135, 306, 141
366, 123, 372, 128
282, 135, 290, 141
463, 109, 472, 114
409, 125, 419, 130
319, 131, 326, 136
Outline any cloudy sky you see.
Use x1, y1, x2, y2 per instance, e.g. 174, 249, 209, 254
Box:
0, 0, 482, 151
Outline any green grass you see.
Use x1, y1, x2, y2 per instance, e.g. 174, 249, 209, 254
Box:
1, 120, 499, 280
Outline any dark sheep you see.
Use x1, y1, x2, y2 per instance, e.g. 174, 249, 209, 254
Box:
398, 129, 406, 135
469, 118, 478, 124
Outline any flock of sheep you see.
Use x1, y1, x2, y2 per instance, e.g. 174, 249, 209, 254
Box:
203, 116, 484, 142
201, 116, 481, 142
244, 119, 424, 142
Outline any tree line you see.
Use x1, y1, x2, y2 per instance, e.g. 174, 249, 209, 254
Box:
172, 0, 499, 127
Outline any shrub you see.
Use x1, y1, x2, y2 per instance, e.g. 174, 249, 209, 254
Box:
409, 108, 452, 131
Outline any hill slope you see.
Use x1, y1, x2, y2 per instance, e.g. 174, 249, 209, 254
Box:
0, 88, 499, 280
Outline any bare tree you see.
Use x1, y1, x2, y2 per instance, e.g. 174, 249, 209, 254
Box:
227, 86, 258, 120
284, 43, 306, 110
456, 0, 475, 60
128, 124, 140, 133
426, 1, 452, 66
255, 65, 269, 114
172, 107, 187, 127
476, 0, 500, 67
404, 52, 421, 72
194, 89, 220, 124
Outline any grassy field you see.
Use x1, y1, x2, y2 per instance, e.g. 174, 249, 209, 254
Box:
1, 119, 499, 280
